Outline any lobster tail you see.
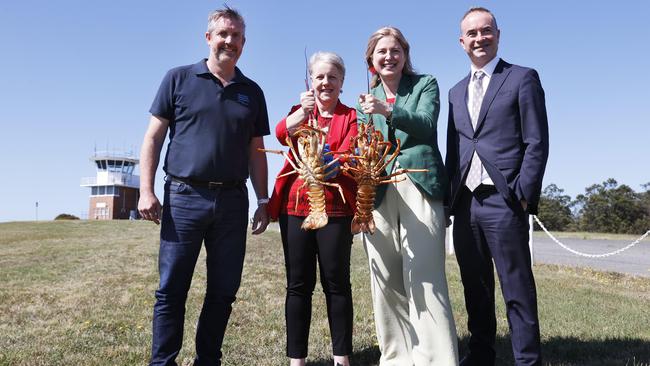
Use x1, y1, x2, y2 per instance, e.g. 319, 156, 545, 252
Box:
302, 183, 328, 230
351, 216, 376, 235
351, 181, 377, 234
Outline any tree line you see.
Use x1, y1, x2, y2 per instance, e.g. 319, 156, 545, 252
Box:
535, 178, 650, 234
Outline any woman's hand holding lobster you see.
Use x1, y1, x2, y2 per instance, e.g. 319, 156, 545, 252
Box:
359, 94, 391, 118
287, 90, 317, 132
300, 90, 316, 116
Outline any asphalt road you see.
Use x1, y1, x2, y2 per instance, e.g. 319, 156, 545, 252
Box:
531, 234, 650, 278
443, 227, 650, 278
272, 222, 650, 278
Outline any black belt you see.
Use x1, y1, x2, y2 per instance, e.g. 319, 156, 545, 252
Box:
168, 175, 245, 189
471, 184, 498, 197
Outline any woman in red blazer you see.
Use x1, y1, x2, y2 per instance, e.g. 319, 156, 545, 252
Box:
267, 51, 357, 366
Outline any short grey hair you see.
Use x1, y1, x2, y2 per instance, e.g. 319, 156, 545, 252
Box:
309, 51, 346, 79
207, 5, 246, 34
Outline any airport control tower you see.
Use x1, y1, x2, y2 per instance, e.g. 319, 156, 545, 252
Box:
80, 151, 140, 220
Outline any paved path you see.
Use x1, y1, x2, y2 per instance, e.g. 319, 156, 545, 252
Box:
274, 222, 650, 278
531, 234, 650, 278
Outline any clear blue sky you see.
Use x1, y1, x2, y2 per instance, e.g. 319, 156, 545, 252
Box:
1, 0, 648, 222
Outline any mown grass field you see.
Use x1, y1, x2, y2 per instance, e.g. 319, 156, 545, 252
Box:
0, 220, 649, 366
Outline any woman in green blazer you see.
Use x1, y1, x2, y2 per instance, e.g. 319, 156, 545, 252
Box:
357, 26, 458, 366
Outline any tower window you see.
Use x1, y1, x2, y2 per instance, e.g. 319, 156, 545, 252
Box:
90, 185, 120, 196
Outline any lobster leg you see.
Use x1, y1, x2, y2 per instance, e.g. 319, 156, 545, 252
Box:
373, 140, 401, 174
383, 168, 428, 179
322, 157, 341, 169
295, 124, 325, 136
277, 169, 299, 179
294, 180, 308, 212
341, 166, 364, 175
257, 148, 285, 154
320, 181, 346, 204
377, 177, 408, 185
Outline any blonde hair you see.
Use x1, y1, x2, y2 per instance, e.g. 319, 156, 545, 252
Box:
365, 26, 415, 88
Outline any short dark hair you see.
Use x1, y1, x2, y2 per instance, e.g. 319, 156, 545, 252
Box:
461, 7, 498, 31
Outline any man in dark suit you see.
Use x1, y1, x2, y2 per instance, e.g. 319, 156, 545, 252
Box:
446, 7, 549, 366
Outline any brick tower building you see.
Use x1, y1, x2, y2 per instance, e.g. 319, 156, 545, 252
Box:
81, 151, 140, 220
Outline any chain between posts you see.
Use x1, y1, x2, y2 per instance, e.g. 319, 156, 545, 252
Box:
533, 215, 650, 258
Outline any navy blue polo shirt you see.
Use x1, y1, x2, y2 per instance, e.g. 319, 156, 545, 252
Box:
150, 59, 270, 181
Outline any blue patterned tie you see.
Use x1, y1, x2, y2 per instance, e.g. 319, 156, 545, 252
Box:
466, 70, 485, 191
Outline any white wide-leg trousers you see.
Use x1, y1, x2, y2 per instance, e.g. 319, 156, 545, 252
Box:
363, 176, 459, 366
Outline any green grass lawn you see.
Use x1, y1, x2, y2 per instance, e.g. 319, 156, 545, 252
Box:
0, 221, 648, 366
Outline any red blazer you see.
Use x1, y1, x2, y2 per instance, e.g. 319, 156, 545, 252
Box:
267, 101, 358, 221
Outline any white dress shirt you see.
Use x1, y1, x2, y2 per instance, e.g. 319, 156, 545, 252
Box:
466, 56, 500, 186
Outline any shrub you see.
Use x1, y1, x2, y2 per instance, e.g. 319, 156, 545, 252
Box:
54, 213, 80, 220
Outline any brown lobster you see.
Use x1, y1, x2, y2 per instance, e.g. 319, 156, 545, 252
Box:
260, 119, 345, 230
338, 123, 426, 234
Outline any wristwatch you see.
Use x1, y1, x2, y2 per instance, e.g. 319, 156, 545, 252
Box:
257, 198, 270, 205
385, 103, 394, 123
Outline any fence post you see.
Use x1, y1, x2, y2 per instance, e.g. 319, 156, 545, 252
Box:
447, 216, 455, 255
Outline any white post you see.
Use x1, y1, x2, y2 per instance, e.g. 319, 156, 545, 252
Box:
447, 216, 455, 255
528, 215, 534, 265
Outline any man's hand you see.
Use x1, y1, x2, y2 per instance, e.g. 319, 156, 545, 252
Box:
138, 115, 168, 225
251, 204, 269, 234
521, 199, 528, 212
138, 192, 162, 225
248, 136, 269, 233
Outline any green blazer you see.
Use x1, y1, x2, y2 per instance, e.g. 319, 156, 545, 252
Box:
356, 73, 448, 205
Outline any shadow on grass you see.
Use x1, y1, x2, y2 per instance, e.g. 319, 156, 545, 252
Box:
305, 345, 380, 366
463, 335, 650, 366
306, 336, 650, 366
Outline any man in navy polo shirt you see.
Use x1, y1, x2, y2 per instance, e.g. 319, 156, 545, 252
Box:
138, 6, 270, 366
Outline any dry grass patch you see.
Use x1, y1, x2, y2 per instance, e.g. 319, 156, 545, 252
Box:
1, 221, 649, 365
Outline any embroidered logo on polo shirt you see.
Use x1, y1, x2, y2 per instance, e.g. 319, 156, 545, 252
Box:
236, 93, 250, 106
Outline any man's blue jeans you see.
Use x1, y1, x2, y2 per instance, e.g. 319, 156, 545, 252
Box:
150, 180, 248, 366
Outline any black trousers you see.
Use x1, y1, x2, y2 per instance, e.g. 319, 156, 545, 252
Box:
279, 214, 354, 358
453, 186, 541, 366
